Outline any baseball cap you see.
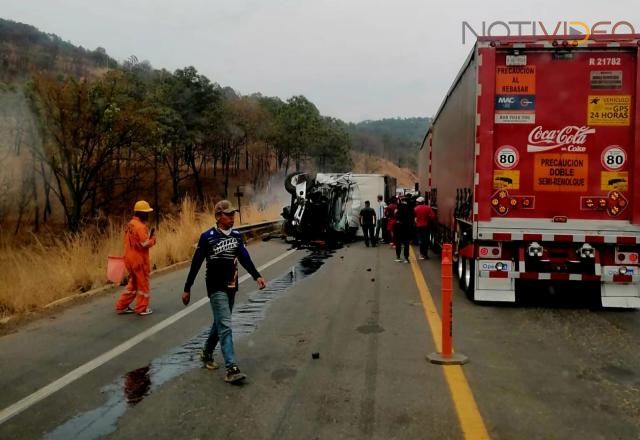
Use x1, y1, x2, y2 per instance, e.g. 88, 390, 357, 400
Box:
214, 200, 238, 214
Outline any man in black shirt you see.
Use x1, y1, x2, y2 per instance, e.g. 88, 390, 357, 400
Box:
359, 200, 377, 247
181, 200, 266, 383
394, 196, 414, 262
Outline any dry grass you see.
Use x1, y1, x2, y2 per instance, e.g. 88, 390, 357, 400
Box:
0, 198, 281, 318
239, 203, 284, 226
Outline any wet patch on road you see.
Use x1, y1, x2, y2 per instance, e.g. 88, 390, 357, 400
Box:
44, 341, 205, 440
601, 364, 639, 386
123, 365, 151, 404
357, 324, 385, 334
233, 250, 330, 337
271, 368, 298, 384
44, 250, 333, 440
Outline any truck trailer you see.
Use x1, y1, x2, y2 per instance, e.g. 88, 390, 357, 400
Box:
418, 34, 640, 308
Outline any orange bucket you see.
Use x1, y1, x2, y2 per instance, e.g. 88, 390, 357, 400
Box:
107, 256, 126, 284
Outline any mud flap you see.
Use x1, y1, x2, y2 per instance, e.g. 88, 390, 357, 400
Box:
475, 264, 515, 302
601, 283, 640, 308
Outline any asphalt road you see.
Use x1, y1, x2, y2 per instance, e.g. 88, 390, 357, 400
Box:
1, 238, 639, 439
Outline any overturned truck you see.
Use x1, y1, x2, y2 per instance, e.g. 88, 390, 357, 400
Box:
282, 173, 396, 242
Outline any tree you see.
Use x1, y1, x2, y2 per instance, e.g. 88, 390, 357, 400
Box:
273, 95, 321, 173
311, 117, 352, 172
226, 96, 273, 185
256, 95, 285, 171
28, 71, 153, 231
152, 66, 222, 204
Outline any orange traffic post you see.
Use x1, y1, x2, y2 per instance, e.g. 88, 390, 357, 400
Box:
428, 243, 469, 365
441, 243, 453, 357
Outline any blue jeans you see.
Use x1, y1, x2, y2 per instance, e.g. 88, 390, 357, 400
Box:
204, 290, 236, 368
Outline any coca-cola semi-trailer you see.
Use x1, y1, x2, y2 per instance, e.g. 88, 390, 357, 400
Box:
419, 34, 640, 308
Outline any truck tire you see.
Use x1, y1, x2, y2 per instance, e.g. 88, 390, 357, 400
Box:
456, 230, 465, 287
463, 257, 476, 301
431, 226, 441, 255
285, 172, 311, 195
457, 256, 465, 288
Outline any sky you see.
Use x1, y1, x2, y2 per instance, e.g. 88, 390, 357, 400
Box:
2, 1, 639, 122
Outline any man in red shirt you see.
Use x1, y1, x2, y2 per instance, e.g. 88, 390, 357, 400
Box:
414, 196, 435, 259
385, 197, 397, 247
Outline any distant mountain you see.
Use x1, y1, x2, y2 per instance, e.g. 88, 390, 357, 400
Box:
0, 17, 118, 82
348, 117, 431, 171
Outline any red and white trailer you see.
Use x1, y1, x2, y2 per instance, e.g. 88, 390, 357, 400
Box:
419, 34, 640, 308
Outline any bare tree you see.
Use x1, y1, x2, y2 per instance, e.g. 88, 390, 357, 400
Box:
28, 72, 152, 231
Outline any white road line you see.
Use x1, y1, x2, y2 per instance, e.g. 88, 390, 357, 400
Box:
0, 248, 297, 426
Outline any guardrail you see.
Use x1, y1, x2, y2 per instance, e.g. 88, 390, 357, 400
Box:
0, 220, 285, 325
236, 220, 283, 241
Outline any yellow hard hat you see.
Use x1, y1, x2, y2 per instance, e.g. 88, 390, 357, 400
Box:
134, 200, 154, 213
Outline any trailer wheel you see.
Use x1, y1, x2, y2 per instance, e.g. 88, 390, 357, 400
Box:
457, 256, 465, 288
463, 257, 475, 301
431, 226, 442, 255
456, 230, 465, 288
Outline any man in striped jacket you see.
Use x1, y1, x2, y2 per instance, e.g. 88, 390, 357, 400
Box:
181, 200, 267, 383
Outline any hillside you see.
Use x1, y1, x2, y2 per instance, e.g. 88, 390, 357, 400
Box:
351, 151, 417, 188
348, 117, 431, 172
0, 18, 117, 82
0, 17, 427, 238
0, 19, 356, 235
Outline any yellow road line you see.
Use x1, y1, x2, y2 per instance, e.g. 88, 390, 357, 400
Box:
409, 247, 491, 440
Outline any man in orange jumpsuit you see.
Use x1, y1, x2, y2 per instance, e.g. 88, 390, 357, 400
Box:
115, 200, 157, 316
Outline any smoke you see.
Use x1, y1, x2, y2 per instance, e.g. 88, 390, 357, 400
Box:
237, 171, 291, 224
0, 87, 47, 226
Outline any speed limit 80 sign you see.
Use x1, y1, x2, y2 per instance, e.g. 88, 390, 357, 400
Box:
495, 145, 520, 170
601, 145, 627, 171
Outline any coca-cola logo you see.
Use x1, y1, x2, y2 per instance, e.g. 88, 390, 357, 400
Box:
527, 126, 595, 153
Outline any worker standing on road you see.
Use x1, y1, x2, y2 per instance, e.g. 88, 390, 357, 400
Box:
115, 200, 157, 316
394, 196, 414, 263
414, 196, 435, 259
375, 195, 387, 243
359, 200, 377, 247
386, 197, 397, 247
181, 200, 267, 384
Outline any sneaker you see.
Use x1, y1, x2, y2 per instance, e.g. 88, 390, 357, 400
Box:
116, 306, 135, 315
418, 255, 425, 260
394, 258, 403, 262
137, 308, 153, 316
403, 259, 410, 264
199, 351, 220, 370
224, 365, 246, 383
